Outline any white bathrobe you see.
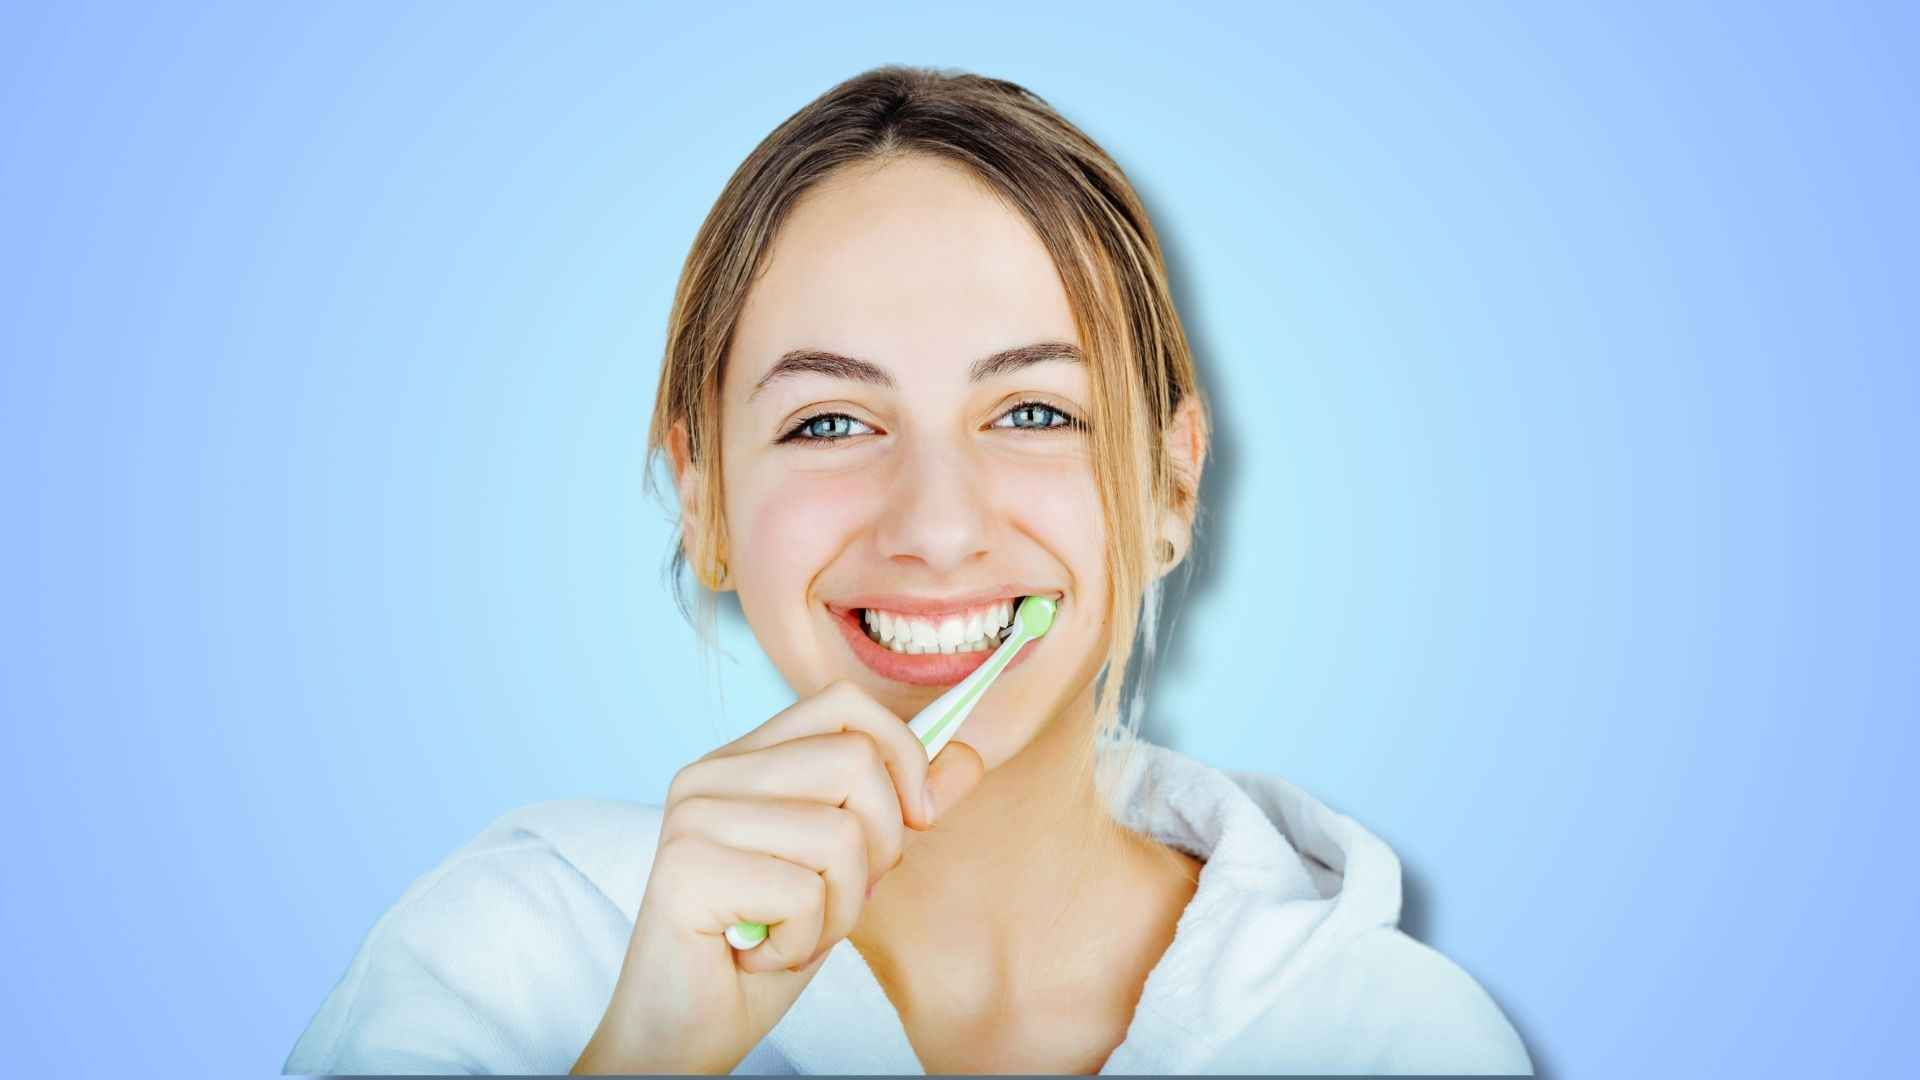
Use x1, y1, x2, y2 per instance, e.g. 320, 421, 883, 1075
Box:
284, 738, 1534, 1074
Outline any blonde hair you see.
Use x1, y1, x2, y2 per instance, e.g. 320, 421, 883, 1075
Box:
643, 64, 1210, 830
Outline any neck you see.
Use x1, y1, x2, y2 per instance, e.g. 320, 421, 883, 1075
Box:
849, 678, 1140, 1009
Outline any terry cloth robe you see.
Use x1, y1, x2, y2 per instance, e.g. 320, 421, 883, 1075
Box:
284, 738, 1534, 1075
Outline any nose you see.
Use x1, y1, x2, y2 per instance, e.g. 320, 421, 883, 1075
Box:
871, 434, 993, 574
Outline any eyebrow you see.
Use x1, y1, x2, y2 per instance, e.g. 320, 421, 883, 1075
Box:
747, 341, 1086, 400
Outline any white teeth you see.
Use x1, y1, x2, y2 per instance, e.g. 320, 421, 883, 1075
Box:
859, 598, 1023, 656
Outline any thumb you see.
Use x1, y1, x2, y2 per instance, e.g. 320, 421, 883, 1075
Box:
922, 739, 985, 826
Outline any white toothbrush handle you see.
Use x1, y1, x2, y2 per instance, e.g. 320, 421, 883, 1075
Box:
907, 625, 1035, 760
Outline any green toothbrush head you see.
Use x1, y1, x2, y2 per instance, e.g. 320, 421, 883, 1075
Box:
1017, 595, 1057, 638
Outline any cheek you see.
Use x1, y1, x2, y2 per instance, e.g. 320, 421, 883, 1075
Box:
999, 458, 1108, 584
990, 457, 1113, 634
733, 471, 874, 600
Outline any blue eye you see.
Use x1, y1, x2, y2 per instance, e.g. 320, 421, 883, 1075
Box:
779, 413, 875, 443
778, 401, 1088, 445
992, 401, 1087, 432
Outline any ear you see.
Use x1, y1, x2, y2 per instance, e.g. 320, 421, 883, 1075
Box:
1154, 392, 1209, 575
666, 419, 731, 592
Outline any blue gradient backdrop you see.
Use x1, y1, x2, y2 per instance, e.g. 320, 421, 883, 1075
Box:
2, 2, 1913, 1076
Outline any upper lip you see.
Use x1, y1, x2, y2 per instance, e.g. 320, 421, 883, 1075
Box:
831, 586, 1064, 618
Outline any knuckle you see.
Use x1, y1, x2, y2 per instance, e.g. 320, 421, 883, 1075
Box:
662, 793, 714, 840
808, 867, 828, 905
832, 807, 865, 851
653, 832, 697, 871
666, 760, 703, 805
844, 730, 883, 767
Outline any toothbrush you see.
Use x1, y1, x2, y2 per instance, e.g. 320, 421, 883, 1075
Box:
725, 594, 1057, 951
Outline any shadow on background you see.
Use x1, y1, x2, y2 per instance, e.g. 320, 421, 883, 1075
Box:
1141, 179, 1554, 1079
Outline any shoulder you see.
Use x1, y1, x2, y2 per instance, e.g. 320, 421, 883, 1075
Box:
473, 797, 668, 909
1335, 928, 1534, 1074
362, 797, 668, 945
1210, 927, 1535, 1076
284, 799, 666, 1075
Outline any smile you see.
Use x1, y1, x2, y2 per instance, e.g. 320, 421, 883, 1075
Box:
826, 590, 1061, 688
862, 599, 1014, 654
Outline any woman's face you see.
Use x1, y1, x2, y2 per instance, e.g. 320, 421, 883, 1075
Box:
701, 155, 1110, 768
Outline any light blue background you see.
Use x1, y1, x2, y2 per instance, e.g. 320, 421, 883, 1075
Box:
2, 2, 1913, 1076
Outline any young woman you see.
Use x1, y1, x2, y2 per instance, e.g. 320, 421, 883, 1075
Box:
285, 66, 1533, 1076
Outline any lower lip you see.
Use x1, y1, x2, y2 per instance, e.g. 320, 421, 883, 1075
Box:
829, 602, 1048, 688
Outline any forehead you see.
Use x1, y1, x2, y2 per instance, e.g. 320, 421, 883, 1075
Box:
728, 155, 1079, 391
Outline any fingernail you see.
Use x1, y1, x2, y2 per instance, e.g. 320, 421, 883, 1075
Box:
922, 787, 938, 827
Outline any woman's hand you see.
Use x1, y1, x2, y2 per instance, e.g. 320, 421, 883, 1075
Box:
571, 678, 985, 1075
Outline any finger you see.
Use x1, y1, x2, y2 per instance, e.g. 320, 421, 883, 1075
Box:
671, 732, 906, 891
661, 795, 868, 955
658, 835, 826, 975
924, 739, 986, 825
701, 680, 936, 831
